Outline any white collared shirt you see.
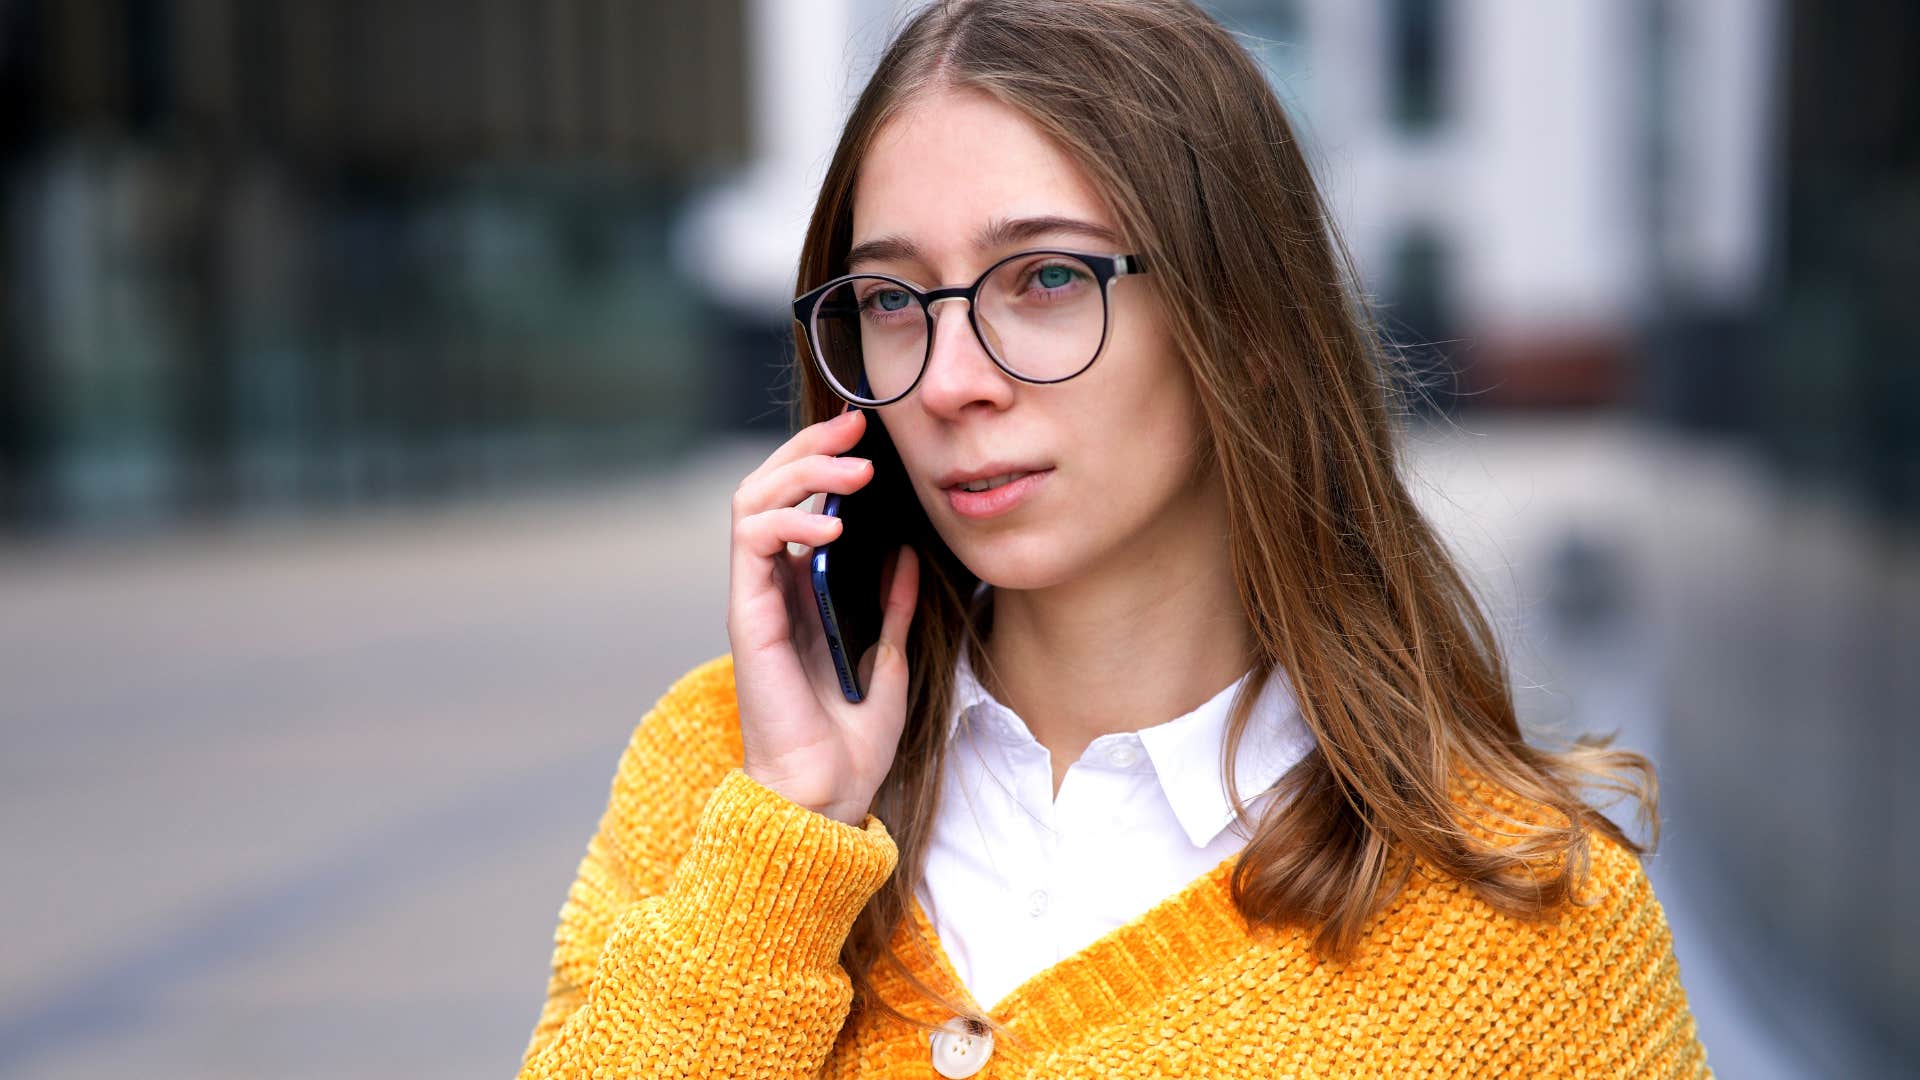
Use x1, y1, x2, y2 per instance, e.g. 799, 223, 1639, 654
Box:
914, 618, 1317, 1012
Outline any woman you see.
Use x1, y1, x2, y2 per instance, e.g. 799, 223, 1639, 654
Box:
519, 1, 1711, 1076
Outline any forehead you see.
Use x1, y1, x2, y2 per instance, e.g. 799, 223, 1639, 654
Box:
851, 89, 1113, 258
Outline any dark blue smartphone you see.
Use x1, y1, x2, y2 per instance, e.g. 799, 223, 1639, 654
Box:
810, 399, 927, 702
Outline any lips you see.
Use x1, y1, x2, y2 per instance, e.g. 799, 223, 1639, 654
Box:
953, 470, 1034, 493
936, 462, 1052, 490
943, 467, 1053, 520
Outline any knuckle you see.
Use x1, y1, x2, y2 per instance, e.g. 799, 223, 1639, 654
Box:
732, 514, 762, 549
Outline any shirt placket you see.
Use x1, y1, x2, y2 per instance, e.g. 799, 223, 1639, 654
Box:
1002, 727, 1063, 972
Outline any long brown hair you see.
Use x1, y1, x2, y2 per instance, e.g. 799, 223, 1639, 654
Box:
789, 0, 1656, 1042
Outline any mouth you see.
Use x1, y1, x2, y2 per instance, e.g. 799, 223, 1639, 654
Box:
950, 470, 1037, 493
936, 461, 1053, 491
941, 467, 1054, 519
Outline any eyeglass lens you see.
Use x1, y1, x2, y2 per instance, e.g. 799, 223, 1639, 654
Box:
811, 253, 1107, 403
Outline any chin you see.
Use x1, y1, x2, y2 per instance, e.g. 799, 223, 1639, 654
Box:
945, 528, 1086, 592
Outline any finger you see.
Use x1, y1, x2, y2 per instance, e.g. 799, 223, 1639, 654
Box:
736, 452, 874, 523
741, 407, 866, 493
856, 637, 877, 698
857, 549, 899, 697
877, 541, 898, 605
779, 546, 813, 640
734, 506, 844, 561
728, 507, 842, 656
877, 546, 920, 653
863, 545, 920, 705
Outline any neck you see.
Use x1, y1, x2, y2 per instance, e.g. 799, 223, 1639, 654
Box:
979, 471, 1252, 763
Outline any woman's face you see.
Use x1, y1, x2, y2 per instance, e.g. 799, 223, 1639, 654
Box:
851, 88, 1217, 592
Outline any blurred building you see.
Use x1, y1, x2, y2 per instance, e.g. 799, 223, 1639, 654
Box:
0, 0, 1821, 518
0, 0, 749, 530
1647, 0, 1918, 1070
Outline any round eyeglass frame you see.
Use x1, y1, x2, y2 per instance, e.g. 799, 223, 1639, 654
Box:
792, 248, 1151, 407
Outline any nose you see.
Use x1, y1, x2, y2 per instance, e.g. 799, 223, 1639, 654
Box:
915, 298, 1014, 417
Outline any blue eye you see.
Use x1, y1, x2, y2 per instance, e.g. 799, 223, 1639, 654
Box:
1036, 265, 1076, 289
872, 289, 912, 312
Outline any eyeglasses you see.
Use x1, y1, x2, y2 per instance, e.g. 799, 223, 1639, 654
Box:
793, 249, 1150, 407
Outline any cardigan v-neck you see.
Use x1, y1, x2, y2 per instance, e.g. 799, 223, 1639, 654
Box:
518, 653, 1714, 1078
918, 637, 1314, 1012
902, 842, 1253, 1031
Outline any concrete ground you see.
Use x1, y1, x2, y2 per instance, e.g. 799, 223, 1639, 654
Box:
0, 415, 1886, 1077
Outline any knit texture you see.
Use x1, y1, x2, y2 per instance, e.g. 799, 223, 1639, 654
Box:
519, 653, 1712, 1078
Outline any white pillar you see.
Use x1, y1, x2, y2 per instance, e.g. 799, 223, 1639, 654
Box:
675, 0, 916, 316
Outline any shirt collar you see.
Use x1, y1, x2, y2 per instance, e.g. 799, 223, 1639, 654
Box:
946, 630, 1315, 849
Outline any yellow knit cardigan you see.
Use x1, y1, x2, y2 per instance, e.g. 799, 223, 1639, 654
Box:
518, 653, 1712, 1078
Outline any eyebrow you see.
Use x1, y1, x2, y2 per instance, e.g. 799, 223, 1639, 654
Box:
845, 215, 1123, 271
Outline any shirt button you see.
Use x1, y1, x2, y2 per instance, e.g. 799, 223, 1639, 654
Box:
929, 1017, 993, 1078
1027, 889, 1048, 917
1107, 743, 1140, 768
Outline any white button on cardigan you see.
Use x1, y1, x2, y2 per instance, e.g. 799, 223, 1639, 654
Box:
914, 599, 1317, 1013
928, 1017, 993, 1078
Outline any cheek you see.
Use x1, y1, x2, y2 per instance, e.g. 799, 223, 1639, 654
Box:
1084, 336, 1204, 482
1110, 296, 1195, 426
1105, 405, 1203, 509
1047, 385, 1205, 553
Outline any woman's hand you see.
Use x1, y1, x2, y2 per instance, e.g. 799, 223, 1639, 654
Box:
726, 407, 920, 827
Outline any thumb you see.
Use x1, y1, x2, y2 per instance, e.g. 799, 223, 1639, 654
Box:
863, 546, 919, 705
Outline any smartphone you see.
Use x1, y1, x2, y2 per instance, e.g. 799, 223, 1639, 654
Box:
810, 400, 927, 702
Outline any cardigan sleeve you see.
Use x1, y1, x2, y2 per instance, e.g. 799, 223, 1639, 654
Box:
517, 660, 899, 1079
